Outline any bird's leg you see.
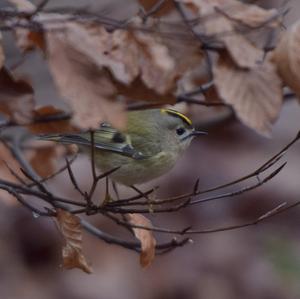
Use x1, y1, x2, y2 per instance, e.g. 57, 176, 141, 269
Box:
101, 177, 114, 206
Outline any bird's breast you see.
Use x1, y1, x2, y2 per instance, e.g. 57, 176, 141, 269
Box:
94, 150, 178, 186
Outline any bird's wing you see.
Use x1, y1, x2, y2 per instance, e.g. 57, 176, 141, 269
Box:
38, 126, 146, 160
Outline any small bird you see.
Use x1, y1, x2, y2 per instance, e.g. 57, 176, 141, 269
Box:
40, 109, 205, 186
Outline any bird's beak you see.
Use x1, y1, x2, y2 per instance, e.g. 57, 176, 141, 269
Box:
182, 130, 207, 141
190, 130, 208, 137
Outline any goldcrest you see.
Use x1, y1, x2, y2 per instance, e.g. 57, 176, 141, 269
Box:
40, 109, 205, 186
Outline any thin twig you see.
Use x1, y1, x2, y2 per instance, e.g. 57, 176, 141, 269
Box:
65, 157, 85, 197
107, 162, 285, 208
108, 139, 293, 209
0, 183, 55, 216
27, 154, 78, 187
2, 160, 27, 185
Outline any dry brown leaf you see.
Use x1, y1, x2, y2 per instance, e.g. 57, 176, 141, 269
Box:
0, 68, 35, 124
111, 18, 203, 103
33, 105, 65, 118
27, 140, 67, 178
213, 55, 282, 136
181, 0, 278, 27
8, 0, 35, 11
138, 0, 175, 17
15, 30, 46, 53
0, 138, 66, 204
56, 21, 181, 92
128, 28, 177, 93
44, 19, 203, 128
8, 0, 45, 52
221, 34, 264, 69
180, 0, 279, 68
56, 209, 92, 274
181, 0, 283, 134
272, 20, 300, 98
9, 1, 203, 119
222, 2, 280, 28
27, 105, 76, 134
149, 18, 204, 78
126, 213, 156, 268
45, 24, 126, 130
44, 21, 181, 129
0, 143, 27, 205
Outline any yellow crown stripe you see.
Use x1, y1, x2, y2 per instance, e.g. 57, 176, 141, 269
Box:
161, 108, 192, 126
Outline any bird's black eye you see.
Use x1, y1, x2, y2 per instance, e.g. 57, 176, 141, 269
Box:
176, 127, 186, 136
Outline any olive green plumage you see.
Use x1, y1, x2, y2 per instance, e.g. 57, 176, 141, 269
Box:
40, 109, 203, 186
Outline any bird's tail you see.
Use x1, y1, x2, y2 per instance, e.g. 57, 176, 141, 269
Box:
38, 133, 87, 146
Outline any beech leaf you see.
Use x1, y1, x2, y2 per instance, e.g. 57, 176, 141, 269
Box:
126, 213, 156, 268
44, 20, 183, 125
272, 20, 300, 98
0, 144, 27, 205
213, 55, 282, 136
0, 68, 35, 124
9, 3, 203, 112
27, 105, 76, 134
8, 0, 35, 11
223, 2, 280, 28
15, 30, 46, 53
45, 25, 126, 130
56, 209, 93, 274
138, 0, 175, 17
180, 0, 279, 68
28, 141, 67, 178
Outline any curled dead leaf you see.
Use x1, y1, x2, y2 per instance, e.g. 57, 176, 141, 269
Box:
33, 105, 67, 119
56, 209, 93, 274
27, 140, 67, 178
272, 20, 300, 98
0, 139, 68, 204
8, 0, 45, 52
223, 2, 280, 28
182, 0, 283, 134
0, 68, 35, 124
15, 30, 46, 53
213, 54, 282, 136
0, 143, 26, 205
138, 0, 175, 17
221, 34, 264, 69
9, 1, 203, 121
8, 0, 35, 11
126, 213, 156, 268
180, 0, 280, 68
45, 24, 126, 130
107, 17, 202, 104
43, 17, 203, 128
27, 105, 76, 134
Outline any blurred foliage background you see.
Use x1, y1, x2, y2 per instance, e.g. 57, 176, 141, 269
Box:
1, 0, 300, 298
